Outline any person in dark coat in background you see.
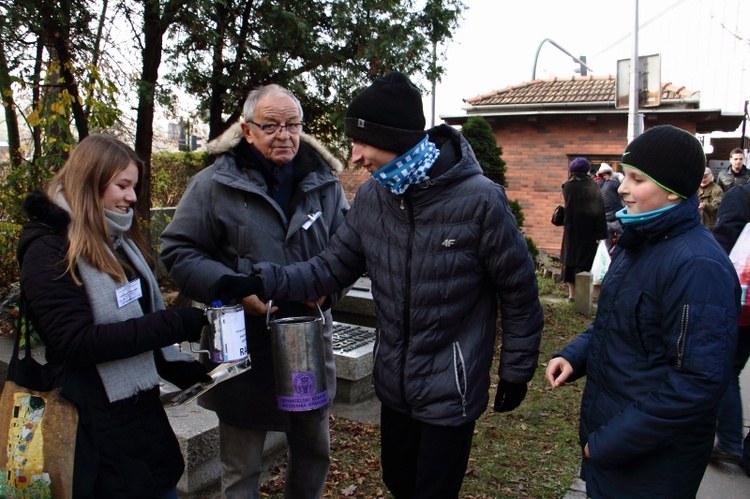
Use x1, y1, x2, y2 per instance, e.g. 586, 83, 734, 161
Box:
710, 181, 750, 475
560, 157, 607, 301
594, 163, 624, 251
17, 134, 210, 498
698, 167, 723, 229
546, 125, 740, 499
717, 147, 750, 192
209, 72, 544, 499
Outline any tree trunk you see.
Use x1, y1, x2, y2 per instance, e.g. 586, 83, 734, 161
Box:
0, 44, 22, 169
133, 0, 188, 223
86, 0, 109, 117
133, 1, 164, 223
32, 38, 44, 164
207, 9, 228, 141
41, 0, 89, 141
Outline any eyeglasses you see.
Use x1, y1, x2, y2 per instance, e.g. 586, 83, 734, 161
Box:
248, 120, 303, 135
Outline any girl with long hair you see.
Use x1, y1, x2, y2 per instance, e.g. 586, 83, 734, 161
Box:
18, 134, 209, 498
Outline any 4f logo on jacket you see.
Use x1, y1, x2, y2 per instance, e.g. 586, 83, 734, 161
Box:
442, 238, 456, 248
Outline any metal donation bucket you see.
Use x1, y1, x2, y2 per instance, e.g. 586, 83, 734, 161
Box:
267, 300, 328, 411
191, 303, 248, 363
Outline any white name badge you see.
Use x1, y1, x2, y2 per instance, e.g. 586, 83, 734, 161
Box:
302, 211, 322, 230
116, 279, 143, 308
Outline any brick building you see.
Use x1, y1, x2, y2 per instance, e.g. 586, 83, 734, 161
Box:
439, 75, 745, 256
338, 167, 370, 206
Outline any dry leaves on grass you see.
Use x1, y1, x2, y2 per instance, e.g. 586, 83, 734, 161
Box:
259, 416, 386, 498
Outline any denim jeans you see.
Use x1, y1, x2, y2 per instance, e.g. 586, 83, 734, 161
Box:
716, 325, 750, 456
219, 409, 330, 499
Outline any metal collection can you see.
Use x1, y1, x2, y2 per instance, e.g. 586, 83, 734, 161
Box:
191, 303, 248, 363
267, 301, 328, 411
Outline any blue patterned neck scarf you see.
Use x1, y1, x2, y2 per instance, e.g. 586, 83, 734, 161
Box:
616, 202, 679, 225
372, 136, 440, 195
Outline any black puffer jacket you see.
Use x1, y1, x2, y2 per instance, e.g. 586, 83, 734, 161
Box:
256, 125, 543, 426
18, 193, 191, 498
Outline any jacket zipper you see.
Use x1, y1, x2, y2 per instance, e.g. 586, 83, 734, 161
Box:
400, 195, 414, 411
677, 304, 689, 367
452, 342, 468, 417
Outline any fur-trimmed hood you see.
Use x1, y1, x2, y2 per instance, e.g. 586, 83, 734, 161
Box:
22, 190, 70, 233
17, 191, 71, 269
203, 122, 344, 174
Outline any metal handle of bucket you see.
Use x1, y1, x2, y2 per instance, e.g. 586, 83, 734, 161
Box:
266, 299, 326, 327
190, 308, 210, 354
189, 342, 209, 354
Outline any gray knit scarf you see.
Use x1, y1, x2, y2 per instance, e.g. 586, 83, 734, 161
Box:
55, 191, 189, 402
81, 209, 162, 401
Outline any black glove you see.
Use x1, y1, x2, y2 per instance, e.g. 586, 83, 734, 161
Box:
493, 379, 528, 413
173, 307, 208, 343
208, 274, 264, 303
154, 351, 212, 389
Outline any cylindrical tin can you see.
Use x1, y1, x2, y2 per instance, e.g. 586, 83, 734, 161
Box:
191, 304, 247, 363
267, 301, 328, 411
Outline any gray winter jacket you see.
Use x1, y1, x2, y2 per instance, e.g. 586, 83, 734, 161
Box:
255, 124, 543, 426
160, 123, 349, 428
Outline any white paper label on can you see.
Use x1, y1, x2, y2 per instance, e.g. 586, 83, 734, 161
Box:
211, 308, 247, 362
222, 309, 247, 361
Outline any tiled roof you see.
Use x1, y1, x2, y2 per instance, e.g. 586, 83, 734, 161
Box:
464, 75, 699, 107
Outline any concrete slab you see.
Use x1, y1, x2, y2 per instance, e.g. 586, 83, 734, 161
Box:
336, 277, 375, 315
696, 359, 750, 498
574, 271, 594, 315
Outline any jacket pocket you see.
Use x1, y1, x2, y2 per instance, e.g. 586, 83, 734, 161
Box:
676, 302, 727, 375
621, 289, 662, 359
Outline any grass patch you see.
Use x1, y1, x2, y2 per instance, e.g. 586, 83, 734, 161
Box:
536, 270, 567, 298
260, 274, 592, 498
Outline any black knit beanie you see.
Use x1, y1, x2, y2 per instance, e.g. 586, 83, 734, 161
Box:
621, 124, 705, 198
345, 72, 427, 155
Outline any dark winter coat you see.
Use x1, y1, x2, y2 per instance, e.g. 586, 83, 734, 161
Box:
160, 125, 349, 429
717, 164, 750, 192
18, 193, 190, 498
557, 196, 740, 498
561, 175, 607, 272
713, 182, 750, 253
254, 125, 543, 426
595, 177, 623, 220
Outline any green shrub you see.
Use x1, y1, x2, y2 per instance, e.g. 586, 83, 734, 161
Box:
0, 222, 22, 291
508, 199, 525, 228
461, 116, 507, 187
525, 236, 539, 261
150, 151, 209, 207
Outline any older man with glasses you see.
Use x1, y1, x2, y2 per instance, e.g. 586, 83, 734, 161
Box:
698, 167, 723, 229
161, 84, 350, 498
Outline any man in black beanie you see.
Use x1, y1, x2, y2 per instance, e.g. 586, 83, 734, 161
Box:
547, 124, 740, 498
213, 71, 543, 498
